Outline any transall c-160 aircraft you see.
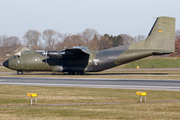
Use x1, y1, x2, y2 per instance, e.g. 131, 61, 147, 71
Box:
3, 17, 175, 75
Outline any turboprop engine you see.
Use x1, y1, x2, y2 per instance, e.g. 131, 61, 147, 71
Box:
47, 51, 64, 59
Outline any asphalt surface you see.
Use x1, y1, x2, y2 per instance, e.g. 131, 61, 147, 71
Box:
106, 68, 180, 71
0, 77, 180, 90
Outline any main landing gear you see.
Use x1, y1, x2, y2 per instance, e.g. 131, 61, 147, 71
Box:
68, 72, 84, 75
17, 70, 23, 75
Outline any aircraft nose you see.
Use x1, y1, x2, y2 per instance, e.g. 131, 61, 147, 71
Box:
3, 60, 9, 68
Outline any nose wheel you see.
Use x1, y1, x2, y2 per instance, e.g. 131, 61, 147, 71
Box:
17, 70, 23, 75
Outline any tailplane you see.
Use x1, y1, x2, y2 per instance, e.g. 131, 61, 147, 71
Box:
129, 17, 175, 53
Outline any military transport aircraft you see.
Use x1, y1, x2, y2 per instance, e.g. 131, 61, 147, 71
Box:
3, 17, 175, 75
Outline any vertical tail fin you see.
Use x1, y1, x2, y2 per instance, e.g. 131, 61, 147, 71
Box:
129, 16, 175, 53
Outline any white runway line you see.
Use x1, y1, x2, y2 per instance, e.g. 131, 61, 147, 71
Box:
0, 82, 180, 90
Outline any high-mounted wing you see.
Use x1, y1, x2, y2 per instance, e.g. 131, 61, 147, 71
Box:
46, 47, 90, 73
46, 47, 89, 59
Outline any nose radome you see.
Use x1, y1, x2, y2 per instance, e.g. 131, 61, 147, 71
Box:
3, 60, 9, 68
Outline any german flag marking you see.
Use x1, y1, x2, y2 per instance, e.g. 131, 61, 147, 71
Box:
158, 29, 162, 32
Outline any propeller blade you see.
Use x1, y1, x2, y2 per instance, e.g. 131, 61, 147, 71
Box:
45, 49, 47, 67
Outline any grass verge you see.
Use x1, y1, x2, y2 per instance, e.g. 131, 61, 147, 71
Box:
0, 85, 180, 119
115, 57, 180, 69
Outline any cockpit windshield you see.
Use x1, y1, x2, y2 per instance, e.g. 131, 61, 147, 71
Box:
13, 51, 21, 58
73, 46, 90, 52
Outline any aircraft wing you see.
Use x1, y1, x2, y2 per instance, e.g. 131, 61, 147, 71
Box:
47, 48, 89, 59
65, 48, 89, 55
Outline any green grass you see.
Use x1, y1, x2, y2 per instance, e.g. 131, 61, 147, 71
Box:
1, 103, 180, 120
116, 57, 180, 69
0, 85, 180, 119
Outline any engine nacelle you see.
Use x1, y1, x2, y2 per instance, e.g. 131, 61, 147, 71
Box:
47, 51, 63, 59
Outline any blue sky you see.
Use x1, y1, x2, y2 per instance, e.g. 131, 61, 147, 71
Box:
0, 0, 179, 39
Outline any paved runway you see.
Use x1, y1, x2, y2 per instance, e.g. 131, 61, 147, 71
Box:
0, 77, 180, 90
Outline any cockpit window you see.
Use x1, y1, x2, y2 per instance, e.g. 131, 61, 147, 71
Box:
13, 55, 20, 58
13, 51, 21, 58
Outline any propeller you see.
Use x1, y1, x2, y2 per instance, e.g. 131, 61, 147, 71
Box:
45, 49, 48, 68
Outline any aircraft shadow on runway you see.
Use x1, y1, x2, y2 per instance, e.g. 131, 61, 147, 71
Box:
19, 72, 168, 76
84, 73, 168, 75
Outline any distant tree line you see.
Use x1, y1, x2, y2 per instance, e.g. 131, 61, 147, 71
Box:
169, 30, 180, 57
1, 28, 180, 58
0, 35, 22, 59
